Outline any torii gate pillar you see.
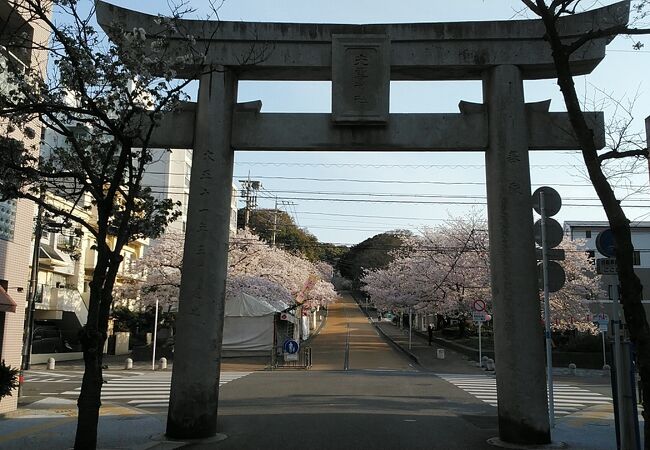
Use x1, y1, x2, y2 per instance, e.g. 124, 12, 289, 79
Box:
484, 65, 550, 444
166, 68, 237, 438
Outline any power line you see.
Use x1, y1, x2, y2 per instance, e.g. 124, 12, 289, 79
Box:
234, 161, 576, 169
230, 175, 648, 189
250, 189, 650, 202
144, 190, 650, 208
294, 211, 468, 222
142, 186, 650, 204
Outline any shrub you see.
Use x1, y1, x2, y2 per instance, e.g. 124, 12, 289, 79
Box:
0, 360, 19, 399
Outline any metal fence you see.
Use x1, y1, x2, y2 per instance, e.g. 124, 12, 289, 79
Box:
271, 345, 312, 369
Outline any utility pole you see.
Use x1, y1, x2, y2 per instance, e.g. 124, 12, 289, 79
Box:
239, 176, 261, 229
645, 116, 650, 186
22, 202, 44, 371
271, 197, 278, 246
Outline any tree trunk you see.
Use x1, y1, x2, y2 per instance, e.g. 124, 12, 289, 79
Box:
73, 327, 105, 450
73, 246, 113, 449
457, 317, 467, 338
535, 7, 650, 445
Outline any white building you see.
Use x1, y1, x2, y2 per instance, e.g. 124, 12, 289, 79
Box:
564, 221, 650, 316
142, 148, 239, 236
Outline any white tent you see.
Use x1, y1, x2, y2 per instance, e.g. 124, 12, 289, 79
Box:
223, 292, 285, 352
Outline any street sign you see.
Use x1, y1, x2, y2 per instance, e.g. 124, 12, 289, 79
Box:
592, 313, 609, 332
537, 261, 566, 292
283, 339, 300, 354
595, 313, 609, 324
472, 311, 487, 322
596, 229, 616, 258
596, 258, 617, 275
472, 299, 486, 312
533, 218, 564, 248
280, 312, 288, 321
532, 187, 562, 217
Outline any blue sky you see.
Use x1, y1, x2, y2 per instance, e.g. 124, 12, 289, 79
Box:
105, 0, 650, 245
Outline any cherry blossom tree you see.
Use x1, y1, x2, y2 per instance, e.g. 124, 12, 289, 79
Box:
549, 240, 604, 333
362, 217, 601, 333
229, 230, 337, 307
126, 229, 337, 312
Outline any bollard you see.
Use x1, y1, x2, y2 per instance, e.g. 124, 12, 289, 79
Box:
481, 355, 489, 368
485, 358, 495, 371
568, 363, 577, 376
436, 348, 445, 360
124, 358, 133, 370
158, 357, 167, 370
47, 357, 55, 370
602, 364, 611, 377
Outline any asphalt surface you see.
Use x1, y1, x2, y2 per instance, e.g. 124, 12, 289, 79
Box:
1, 292, 628, 449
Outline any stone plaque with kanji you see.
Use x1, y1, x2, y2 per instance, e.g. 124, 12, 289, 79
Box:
332, 34, 389, 125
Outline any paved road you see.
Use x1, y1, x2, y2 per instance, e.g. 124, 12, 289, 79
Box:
310, 293, 413, 371
15, 294, 619, 449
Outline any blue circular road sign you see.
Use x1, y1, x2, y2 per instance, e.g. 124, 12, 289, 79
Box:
283, 339, 300, 354
596, 229, 616, 258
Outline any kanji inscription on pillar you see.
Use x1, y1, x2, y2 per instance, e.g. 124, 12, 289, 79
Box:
332, 34, 389, 125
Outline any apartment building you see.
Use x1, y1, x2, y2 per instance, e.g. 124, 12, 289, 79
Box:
142, 148, 239, 236
29, 192, 149, 340
564, 220, 650, 317
0, 0, 50, 413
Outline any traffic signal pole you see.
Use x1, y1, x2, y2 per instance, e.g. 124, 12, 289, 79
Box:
539, 191, 555, 427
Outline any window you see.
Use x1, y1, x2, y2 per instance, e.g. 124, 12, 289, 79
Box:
585, 230, 591, 238
633, 251, 641, 266
0, 311, 4, 360
0, 199, 17, 241
184, 162, 191, 189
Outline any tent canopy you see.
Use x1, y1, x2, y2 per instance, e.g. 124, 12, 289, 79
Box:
225, 292, 285, 317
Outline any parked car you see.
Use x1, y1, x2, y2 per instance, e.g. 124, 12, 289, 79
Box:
32, 324, 72, 354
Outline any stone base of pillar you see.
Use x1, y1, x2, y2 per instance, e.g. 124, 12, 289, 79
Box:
154, 432, 228, 445
487, 437, 567, 449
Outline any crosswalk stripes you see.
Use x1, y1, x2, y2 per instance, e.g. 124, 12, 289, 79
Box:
437, 373, 612, 417
55, 371, 251, 408
25, 371, 82, 383
26, 370, 142, 383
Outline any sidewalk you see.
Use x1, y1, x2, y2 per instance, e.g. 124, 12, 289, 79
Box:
0, 354, 270, 449
27, 352, 270, 373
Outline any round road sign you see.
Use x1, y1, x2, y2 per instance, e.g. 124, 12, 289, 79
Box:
532, 187, 562, 217
596, 229, 616, 258
533, 218, 563, 248
472, 299, 486, 312
537, 261, 566, 293
283, 339, 300, 354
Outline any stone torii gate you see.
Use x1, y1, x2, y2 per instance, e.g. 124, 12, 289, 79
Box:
97, 1, 628, 446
